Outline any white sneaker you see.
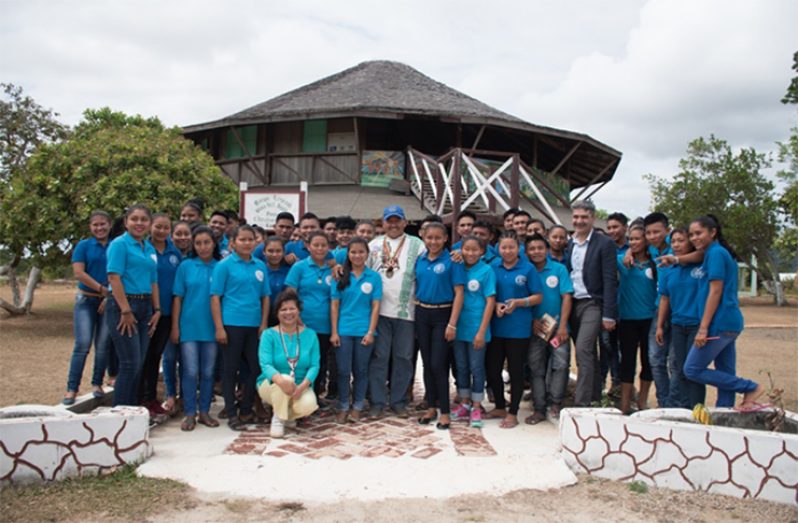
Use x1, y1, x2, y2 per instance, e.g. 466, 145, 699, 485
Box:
270, 414, 284, 438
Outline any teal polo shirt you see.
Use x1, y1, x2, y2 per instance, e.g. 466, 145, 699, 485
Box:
149, 238, 182, 315
72, 237, 108, 292
533, 259, 574, 322
455, 260, 496, 343
697, 241, 744, 335
173, 257, 217, 342
660, 263, 701, 326
415, 250, 465, 304
616, 255, 657, 320
331, 268, 383, 337
106, 232, 158, 295
490, 257, 542, 339
210, 253, 269, 327
285, 257, 334, 334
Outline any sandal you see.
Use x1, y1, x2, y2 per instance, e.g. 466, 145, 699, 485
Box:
227, 416, 251, 431
418, 413, 437, 425
485, 409, 506, 419
734, 402, 773, 413
198, 413, 220, 427
524, 411, 546, 425
181, 416, 196, 432
500, 416, 519, 429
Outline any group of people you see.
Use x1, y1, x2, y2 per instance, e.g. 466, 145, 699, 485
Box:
63, 197, 765, 438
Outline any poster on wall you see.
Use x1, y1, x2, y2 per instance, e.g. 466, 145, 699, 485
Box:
360, 150, 405, 188
241, 189, 306, 228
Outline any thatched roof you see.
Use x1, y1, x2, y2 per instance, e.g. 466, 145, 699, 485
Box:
183, 61, 617, 153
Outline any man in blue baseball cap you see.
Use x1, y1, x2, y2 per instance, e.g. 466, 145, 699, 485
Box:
366, 205, 426, 419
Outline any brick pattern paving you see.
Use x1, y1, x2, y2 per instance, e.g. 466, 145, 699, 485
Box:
225, 409, 496, 459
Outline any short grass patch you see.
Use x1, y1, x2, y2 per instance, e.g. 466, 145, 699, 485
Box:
0, 465, 192, 523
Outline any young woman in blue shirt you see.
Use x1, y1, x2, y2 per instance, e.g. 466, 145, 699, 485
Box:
616, 225, 656, 414
655, 228, 706, 409
140, 213, 183, 417
285, 230, 335, 401
210, 225, 270, 430
451, 235, 496, 428
258, 236, 290, 326
63, 210, 113, 405
414, 223, 464, 430
684, 216, 764, 410
486, 232, 543, 429
330, 237, 383, 423
171, 226, 220, 431
105, 204, 160, 407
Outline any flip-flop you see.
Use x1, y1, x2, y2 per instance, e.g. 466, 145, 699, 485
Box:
485, 410, 506, 419
734, 402, 773, 413
499, 417, 519, 429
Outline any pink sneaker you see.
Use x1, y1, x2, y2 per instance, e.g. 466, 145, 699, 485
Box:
451, 403, 471, 420
470, 408, 483, 428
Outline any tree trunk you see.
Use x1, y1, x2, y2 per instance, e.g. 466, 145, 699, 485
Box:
0, 266, 42, 315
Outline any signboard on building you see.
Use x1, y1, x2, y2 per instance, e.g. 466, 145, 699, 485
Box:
360, 150, 405, 188
241, 187, 307, 228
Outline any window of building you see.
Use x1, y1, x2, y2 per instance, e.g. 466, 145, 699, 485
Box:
225, 125, 257, 159
302, 119, 327, 153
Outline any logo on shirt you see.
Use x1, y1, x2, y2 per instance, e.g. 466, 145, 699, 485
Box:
150, 254, 158, 263
169, 255, 179, 266
515, 275, 527, 286
361, 282, 373, 294
546, 275, 559, 289
691, 267, 705, 279
254, 270, 264, 282
645, 267, 654, 280
433, 263, 446, 274
468, 279, 481, 292
325, 275, 333, 286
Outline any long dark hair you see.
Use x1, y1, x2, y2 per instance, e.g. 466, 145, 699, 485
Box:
337, 237, 369, 291
691, 214, 740, 261
189, 225, 221, 260
629, 224, 657, 276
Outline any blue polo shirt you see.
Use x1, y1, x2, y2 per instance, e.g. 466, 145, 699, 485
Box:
331, 268, 383, 337
285, 240, 310, 261
219, 236, 231, 258
452, 240, 498, 263
456, 260, 496, 343
149, 239, 182, 316
648, 242, 673, 306
210, 253, 269, 327
660, 263, 702, 326
72, 237, 109, 292
173, 257, 217, 342
266, 263, 290, 311
332, 246, 348, 265
617, 242, 630, 255
285, 257, 333, 334
616, 255, 657, 320
490, 257, 543, 339
415, 250, 465, 304
106, 232, 158, 295
533, 259, 574, 323
696, 241, 744, 335
547, 252, 570, 267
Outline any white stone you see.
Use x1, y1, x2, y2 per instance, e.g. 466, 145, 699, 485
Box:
596, 417, 626, 452
707, 429, 746, 459
1, 421, 46, 454
620, 433, 654, 461
683, 451, 730, 490
52, 454, 78, 480
71, 441, 121, 468
706, 481, 748, 498
650, 466, 694, 492
730, 453, 766, 495
599, 452, 636, 480
114, 415, 150, 450
17, 441, 66, 481
623, 420, 672, 443
747, 434, 785, 468
42, 419, 92, 446
573, 415, 600, 439
769, 452, 798, 484
638, 441, 687, 476
119, 443, 152, 464
672, 426, 711, 457
757, 477, 798, 505
558, 415, 584, 454
581, 437, 610, 471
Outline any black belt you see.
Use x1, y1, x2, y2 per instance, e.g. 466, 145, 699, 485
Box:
125, 293, 151, 300
415, 300, 453, 309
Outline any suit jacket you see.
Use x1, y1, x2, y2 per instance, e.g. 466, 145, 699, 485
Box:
565, 230, 618, 320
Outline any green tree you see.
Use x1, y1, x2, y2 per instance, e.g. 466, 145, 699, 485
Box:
646, 135, 782, 299
781, 50, 798, 105
0, 107, 238, 314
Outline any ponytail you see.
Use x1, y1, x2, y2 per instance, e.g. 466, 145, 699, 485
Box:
692, 215, 740, 261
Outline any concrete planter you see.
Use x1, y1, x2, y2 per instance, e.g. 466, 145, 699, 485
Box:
0, 405, 152, 485
559, 407, 798, 505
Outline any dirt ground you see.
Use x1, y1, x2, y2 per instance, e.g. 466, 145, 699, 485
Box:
1, 284, 796, 410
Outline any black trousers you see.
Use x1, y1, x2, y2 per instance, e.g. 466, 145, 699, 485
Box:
222, 325, 260, 417
139, 315, 171, 403
314, 333, 334, 397
415, 307, 452, 414
486, 337, 529, 415
618, 319, 653, 383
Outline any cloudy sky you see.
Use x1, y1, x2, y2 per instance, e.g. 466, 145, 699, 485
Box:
2, 0, 796, 219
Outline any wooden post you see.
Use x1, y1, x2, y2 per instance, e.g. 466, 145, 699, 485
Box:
452, 148, 462, 242
510, 154, 520, 209
354, 117, 362, 183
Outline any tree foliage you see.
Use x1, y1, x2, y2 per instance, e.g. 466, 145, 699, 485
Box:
646, 135, 780, 279
0, 107, 238, 271
781, 50, 798, 106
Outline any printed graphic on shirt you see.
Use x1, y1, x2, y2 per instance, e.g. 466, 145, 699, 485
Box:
691, 267, 705, 279
515, 275, 527, 286
325, 275, 333, 286
434, 263, 446, 274
255, 270, 264, 282
468, 279, 481, 292
546, 275, 559, 288
169, 255, 180, 266
361, 282, 373, 294
150, 254, 158, 263
645, 267, 654, 280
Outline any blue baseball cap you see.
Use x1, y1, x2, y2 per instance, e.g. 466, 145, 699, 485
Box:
383, 205, 406, 220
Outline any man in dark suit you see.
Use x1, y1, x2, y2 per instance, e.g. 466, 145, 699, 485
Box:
565, 200, 618, 406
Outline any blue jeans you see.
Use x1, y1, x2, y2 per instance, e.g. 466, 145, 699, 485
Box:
684, 331, 757, 407
667, 324, 706, 409
369, 316, 415, 410
162, 341, 180, 398
180, 341, 218, 416
453, 340, 486, 403
335, 336, 373, 411
106, 296, 152, 406
66, 294, 111, 392
648, 318, 671, 407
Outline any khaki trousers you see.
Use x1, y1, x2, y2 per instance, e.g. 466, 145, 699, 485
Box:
258, 380, 318, 421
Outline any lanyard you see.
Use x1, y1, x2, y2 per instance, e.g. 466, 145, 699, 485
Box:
278, 326, 301, 378
381, 235, 406, 278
